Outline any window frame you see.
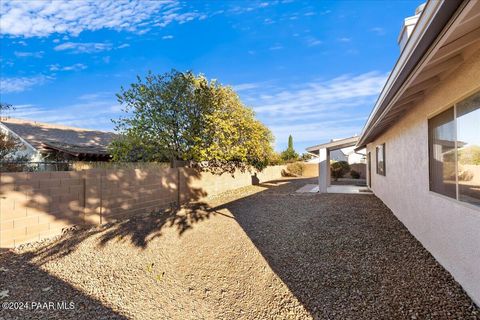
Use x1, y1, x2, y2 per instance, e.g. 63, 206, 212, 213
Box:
376, 143, 386, 176
427, 90, 480, 207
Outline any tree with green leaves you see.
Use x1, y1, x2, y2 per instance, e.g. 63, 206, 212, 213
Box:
110, 70, 274, 174
0, 134, 24, 161
281, 134, 299, 161
300, 152, 314, 161
0, 103, 26, 161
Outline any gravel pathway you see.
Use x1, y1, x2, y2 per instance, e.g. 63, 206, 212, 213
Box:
0, 177, 478, 319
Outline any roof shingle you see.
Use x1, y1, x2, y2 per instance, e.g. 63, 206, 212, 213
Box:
0, 118, 116, 155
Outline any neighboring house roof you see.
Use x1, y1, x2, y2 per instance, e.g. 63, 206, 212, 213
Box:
330, 149, 348, 161
0, 118, 116, 157
357, 0, 480, 148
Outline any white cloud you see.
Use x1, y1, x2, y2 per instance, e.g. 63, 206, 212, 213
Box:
77, 91, 113, 100
269, 121, 365, 148
232, 83, 261, 92
49, 63, 87, 71
238, 72, 388, 145
154, 9, 204, 28
371, 27, 386, 36
338, 37, 351, 42
264, 18, 274, 25
306, 37, 322, 47
9, 93, 121, 131
0, 0, 201, 38
0, 75, 50, 93
251, 72, 387, 115
14, 51, 44, 58
54, 42, 112, 53
117, 43, 130, 49
0, 58, 14, 68
162, 35, 174, 40
269, 45, 283, 51
0, 0, 291, 38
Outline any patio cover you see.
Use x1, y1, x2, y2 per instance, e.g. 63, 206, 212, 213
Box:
306, 136, 359, 193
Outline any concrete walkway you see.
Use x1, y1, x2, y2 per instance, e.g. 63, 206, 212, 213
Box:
327, 185, 373, 194
295, 183, 373, 194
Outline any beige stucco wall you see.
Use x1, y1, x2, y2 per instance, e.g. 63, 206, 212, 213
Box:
366, 48, 480, 305
302, 163, 319, 177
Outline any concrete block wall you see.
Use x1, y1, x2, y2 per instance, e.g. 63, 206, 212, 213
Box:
350, 163, 367, 179
0, 171, 85, 247
85, 168, 178, 223
1, 165, 287, 248
179, 165, 287, 203
302, 163, 319, 178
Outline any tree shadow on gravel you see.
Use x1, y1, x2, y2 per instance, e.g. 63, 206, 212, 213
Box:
21, 202, 216, 265
0, 251, 128, 320
4, 176, 479, 319
97, 202, 214, 248
209, 178, 480, 319
1, 166, 210, 264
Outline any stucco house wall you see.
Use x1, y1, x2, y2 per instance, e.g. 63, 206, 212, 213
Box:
366, 48, 480, 305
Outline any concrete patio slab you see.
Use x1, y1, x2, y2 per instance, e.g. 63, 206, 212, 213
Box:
296, 184, 373, 194
327, 185, 373, 194
295, 184, 319, 193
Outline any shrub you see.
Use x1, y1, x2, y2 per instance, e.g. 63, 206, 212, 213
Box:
458, 145, 480, 165
459, 169, 474, 181
300, 153, 314, 161
331, 161, 350, 181
350, 170, 360, 179
268, 152, 286, 165
286, 162, 305, 176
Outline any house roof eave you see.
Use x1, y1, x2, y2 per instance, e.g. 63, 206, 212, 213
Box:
306, 136, 359, 153
356, 0, 465, 149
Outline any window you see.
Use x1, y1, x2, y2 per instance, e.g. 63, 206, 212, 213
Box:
428, 91, 480, 206
428, 108, 456, 199
376, 143, 385, 176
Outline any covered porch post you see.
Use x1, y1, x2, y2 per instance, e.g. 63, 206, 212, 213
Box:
318, 147, 330, 193
306, 136, 360, 194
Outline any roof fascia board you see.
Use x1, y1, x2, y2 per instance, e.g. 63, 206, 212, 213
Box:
357, 0, 464, 147
306, 137, 359, 152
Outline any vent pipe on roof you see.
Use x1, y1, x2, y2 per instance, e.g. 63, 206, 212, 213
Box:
398, 3, 426, 51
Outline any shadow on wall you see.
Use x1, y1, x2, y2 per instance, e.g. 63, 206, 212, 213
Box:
0, 166, 207, 252
1, 177, 478, 318
0, 164, 287, 262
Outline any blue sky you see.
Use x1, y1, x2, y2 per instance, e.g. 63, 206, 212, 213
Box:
0, 0, 421, 152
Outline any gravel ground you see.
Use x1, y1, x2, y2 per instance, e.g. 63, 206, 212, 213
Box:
0, 177, 478, 320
